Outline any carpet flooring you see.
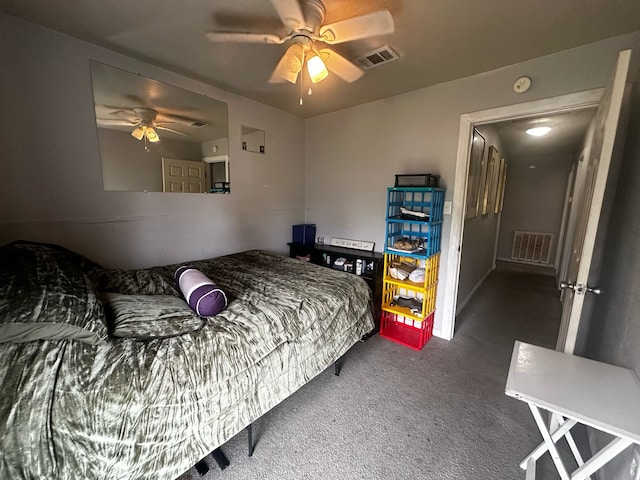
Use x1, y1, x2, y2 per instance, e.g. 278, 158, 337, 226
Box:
178, 262, 578, 479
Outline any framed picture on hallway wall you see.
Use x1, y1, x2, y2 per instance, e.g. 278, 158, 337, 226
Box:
494, 157, 507, 213
465, 129, 486, 219
482, 145, 500, 214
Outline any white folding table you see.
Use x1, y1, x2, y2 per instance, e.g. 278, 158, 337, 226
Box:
505, 341, 640, 480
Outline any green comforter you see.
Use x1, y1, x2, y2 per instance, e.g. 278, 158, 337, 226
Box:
0, 247, 374, 480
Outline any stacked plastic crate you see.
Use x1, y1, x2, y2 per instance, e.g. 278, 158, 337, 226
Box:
381, 187, 445, 350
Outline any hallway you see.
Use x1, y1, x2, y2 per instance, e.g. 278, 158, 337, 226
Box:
455, 260, 561, 351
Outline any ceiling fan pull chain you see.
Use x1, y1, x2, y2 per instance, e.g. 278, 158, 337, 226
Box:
299, 50, 305, 105
299, 78, 303, 105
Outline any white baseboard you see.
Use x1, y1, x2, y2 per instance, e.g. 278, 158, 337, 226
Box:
496, 257, 557, 276
455, 267, 494, 316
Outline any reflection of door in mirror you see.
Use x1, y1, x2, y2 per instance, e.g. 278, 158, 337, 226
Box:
241, 125, 265, 153
161, 158, 206, 193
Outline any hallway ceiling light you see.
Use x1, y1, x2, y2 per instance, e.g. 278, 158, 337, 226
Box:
526, 126, 552, 136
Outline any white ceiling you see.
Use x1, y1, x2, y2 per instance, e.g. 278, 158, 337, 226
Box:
487, 107, 597, 160
2, 0, 640, 119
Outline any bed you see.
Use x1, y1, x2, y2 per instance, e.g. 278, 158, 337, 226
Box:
0, 241, 374, 480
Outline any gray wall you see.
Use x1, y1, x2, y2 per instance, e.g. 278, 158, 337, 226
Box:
580, 58, 640, 478
0, 13, 306, 269
496, 153, 575, 264
584, 76, 640, 376
457, 125, 503, 312
305, 31, 640, 337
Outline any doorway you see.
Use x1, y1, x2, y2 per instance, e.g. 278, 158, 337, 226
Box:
455, 107, 597, 320
440, 89, 604, 340
442, 49, 631, 349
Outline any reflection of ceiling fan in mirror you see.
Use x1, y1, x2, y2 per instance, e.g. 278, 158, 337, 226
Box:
96, 106, 207, 149
206, 0, 394, 85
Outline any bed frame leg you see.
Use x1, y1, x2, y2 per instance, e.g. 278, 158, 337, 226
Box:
334, 358, 343, 376
195, 459, 209, 476
194, 446, 230, 476
247, 423, 255, 457
211, 448, 230, 470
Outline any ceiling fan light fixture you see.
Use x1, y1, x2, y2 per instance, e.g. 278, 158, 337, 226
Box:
307, 53, 328, 83
146, 127, 160, 143
131, 126, 145, 140
271, 42, 305, 84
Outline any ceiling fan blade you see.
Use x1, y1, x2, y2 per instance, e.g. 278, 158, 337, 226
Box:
205, 32, 285, 44
271, 0, 305, 31
155, 125, 187, 136
320, 10, 394, 44
107, 109, 136, 116
95, 104, 134, 112
95, 105, 137, 119
319, 48, 364, 83
156, 113, 208, 127
96, 118, 137, 126
269, 43, 304, 84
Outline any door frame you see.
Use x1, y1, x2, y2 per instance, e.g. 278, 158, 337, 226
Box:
440, 89, 603, 340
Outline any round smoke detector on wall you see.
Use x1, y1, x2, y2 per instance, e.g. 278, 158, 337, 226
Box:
513, 76, 532, 93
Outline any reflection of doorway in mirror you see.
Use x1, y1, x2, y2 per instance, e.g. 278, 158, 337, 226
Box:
240, 125, 265, 153
203, 155, 230, 193
161, 158, 206, 193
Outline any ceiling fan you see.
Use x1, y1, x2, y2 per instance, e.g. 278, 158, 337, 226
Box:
96, 107, 206, 144
206, 0, 394, 85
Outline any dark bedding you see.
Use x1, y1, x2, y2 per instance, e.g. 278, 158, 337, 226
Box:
0, 245, 374, 480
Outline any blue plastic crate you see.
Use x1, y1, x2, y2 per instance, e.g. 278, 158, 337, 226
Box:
385, 222, 442, 258
386, 187, 445, 225
384, 187, 445, 257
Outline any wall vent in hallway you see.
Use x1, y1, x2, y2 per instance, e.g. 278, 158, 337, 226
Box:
511, 231, 553, 264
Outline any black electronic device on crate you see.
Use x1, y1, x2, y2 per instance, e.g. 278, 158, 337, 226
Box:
394, 174, 440, 188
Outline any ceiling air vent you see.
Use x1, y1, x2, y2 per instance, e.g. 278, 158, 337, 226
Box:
354, 46, 400, 70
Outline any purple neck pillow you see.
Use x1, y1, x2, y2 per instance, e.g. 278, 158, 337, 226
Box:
175, 266, 228, 317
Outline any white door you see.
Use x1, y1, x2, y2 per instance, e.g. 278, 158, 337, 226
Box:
557, 144, 591, 296
555, 162, 576, 273
162, 158, 206, 193
556, 49, 631, 354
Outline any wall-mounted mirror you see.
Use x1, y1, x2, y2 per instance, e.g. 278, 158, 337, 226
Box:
90, 61, 230, 193
241, 125, 265, 154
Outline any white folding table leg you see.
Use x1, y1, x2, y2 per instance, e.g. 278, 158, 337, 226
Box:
558, 416, 589, 479
572, 436, 633, 480
525, 457, 536, 480
528, 403, 571, 480
520, 417, 578, 469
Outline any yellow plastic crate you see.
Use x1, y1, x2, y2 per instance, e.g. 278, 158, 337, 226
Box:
383, 252, 439, 289
381, 279, 437, 321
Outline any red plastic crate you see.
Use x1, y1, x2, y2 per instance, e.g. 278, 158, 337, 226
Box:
380, 310, 434, 351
